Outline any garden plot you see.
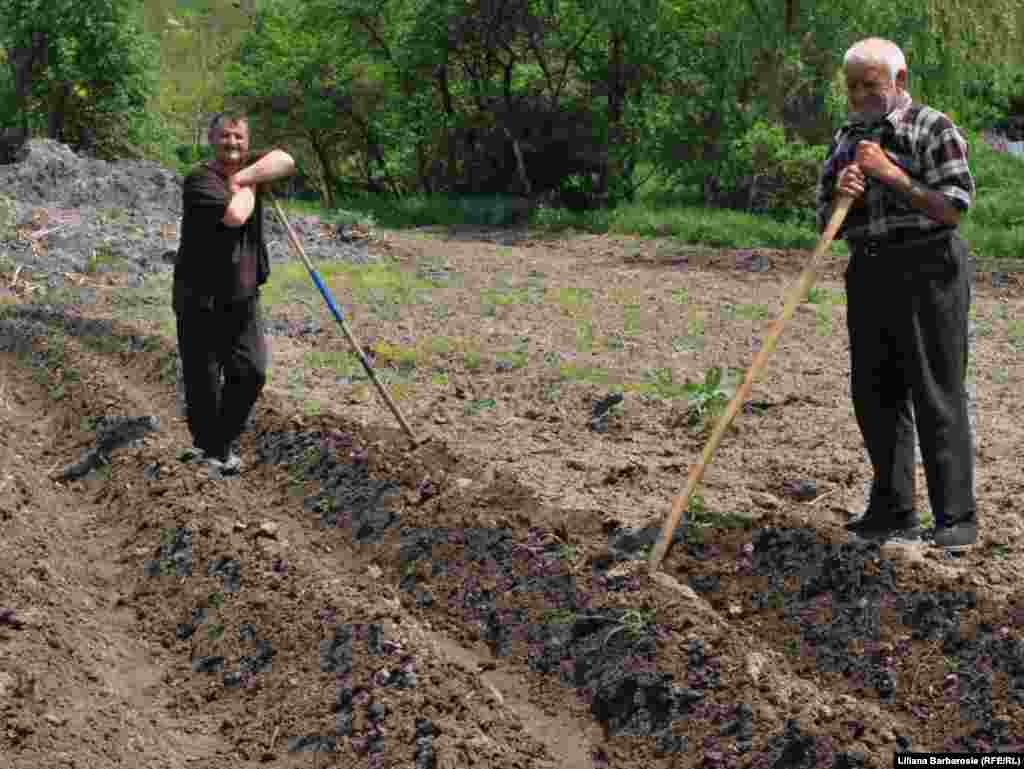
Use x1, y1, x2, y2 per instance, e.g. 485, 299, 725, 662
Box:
1, 216, 1023, 768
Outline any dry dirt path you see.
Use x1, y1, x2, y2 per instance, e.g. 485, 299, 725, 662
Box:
2, 228, 1024, 767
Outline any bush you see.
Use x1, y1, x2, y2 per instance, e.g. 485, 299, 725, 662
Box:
711, 121, 827, 223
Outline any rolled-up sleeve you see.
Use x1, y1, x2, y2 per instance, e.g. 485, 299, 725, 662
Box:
923, 118, 975, 212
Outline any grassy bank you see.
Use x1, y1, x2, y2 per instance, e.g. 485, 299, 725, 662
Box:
281, 131, 1024, 261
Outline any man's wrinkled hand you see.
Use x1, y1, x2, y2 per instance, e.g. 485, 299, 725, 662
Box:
227, 174, 245, 196
853, 141, 897, 180
836, 163, 866, 200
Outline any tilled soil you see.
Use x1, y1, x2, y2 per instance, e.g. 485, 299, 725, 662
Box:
2, 143, 1024, 768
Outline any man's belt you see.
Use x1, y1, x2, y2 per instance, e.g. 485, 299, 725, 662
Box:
848, 227, 955, 255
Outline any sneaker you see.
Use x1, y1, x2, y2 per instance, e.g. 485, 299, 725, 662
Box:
929, 521, 977, 551
202, 450, 241, 477
845, 509, 920, 544
219, 450, 242, 474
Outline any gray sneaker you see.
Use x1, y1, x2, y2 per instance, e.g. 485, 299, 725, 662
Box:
845, 509, 920, 544
929, 521, 977, 551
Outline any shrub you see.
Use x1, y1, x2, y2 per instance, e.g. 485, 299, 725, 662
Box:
711, 121, 827, 222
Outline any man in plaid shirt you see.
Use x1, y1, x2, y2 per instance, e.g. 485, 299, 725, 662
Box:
816, 37, 977, 550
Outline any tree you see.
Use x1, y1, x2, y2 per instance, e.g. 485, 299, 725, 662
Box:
0, 0, 161, 157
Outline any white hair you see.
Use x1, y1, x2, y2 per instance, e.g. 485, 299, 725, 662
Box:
843, 38, 906, 85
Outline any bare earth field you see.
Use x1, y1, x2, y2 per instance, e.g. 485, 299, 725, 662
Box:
2, 223, 1023, 768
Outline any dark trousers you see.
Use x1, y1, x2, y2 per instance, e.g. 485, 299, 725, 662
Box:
844, 232, 975, 529
175, 295, 268, 458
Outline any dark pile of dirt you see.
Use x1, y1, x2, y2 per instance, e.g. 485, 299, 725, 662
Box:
0, 140, 375, 290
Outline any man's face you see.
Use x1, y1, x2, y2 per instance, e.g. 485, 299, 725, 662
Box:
845, 62, 898, 123
211, 119, 249, 168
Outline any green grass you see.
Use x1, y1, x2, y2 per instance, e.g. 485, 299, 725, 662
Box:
304, 350, 365, 379
555, 287, 593, 312
272, 127, 1024, 259
262, 258, 439, 311
85, 246, 125, 274
736, 303, 771, 321
559, 364, 612, 385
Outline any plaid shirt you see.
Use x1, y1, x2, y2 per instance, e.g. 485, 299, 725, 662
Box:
816, 91, 975, 242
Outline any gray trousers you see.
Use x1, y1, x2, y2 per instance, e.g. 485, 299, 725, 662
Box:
844, 231, 975, 528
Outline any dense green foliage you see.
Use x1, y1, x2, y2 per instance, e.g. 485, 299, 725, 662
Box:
1, 0, 1022, 254
0, 0, 169, 158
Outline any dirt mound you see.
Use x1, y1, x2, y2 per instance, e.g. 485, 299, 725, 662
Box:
3, 225, 1024, 768
0, 140, 375, 292
1, 139, 182, 210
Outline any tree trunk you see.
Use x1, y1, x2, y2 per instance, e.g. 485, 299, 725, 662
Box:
416, 141, 431, 194
599, 32, 626, 209
503, 125, 531, 196
7, 31, 49, 134
48, 81, 72, 141
308, 133, 337, 208
784, 0, 799, 36
437, 63, 458, 191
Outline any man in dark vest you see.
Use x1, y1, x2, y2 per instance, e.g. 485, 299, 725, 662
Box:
173, 111, 294, 475
816, 38, 977, 550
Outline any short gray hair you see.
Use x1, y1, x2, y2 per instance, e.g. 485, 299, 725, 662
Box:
843, 38, 906, 85
208, 111, 249, 140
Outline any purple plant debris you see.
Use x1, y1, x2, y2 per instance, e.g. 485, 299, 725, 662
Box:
736, 251, 771, 273
322, 430, 354, 452
0, 608, 21, 627
271, 558, 290, 576
353, 688, 371, 706
351, 447, 369, 464
319, 607, 338, 625
417, 476, 438, 500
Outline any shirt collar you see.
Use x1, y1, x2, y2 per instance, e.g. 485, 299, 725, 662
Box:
843, 89, 913, 132
885, 90, 913, 124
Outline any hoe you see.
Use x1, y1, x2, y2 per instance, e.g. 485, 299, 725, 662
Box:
648, 192, 855, 574
266, 191, 425, 448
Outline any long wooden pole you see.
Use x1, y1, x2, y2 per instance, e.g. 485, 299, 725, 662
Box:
648, 194, 854, 574
267, 193, 422, 445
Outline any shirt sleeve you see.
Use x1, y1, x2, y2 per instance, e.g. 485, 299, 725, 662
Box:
816, 137, 840, 234
921, 115, 975, 212
183, 167, 229, 226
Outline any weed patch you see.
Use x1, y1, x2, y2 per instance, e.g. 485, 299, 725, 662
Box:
559, 365, 611, 385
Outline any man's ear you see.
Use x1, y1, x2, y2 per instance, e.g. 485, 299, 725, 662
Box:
895, 68, 908, 90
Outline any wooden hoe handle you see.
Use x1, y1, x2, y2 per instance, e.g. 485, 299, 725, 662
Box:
647, 194, 855, 574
